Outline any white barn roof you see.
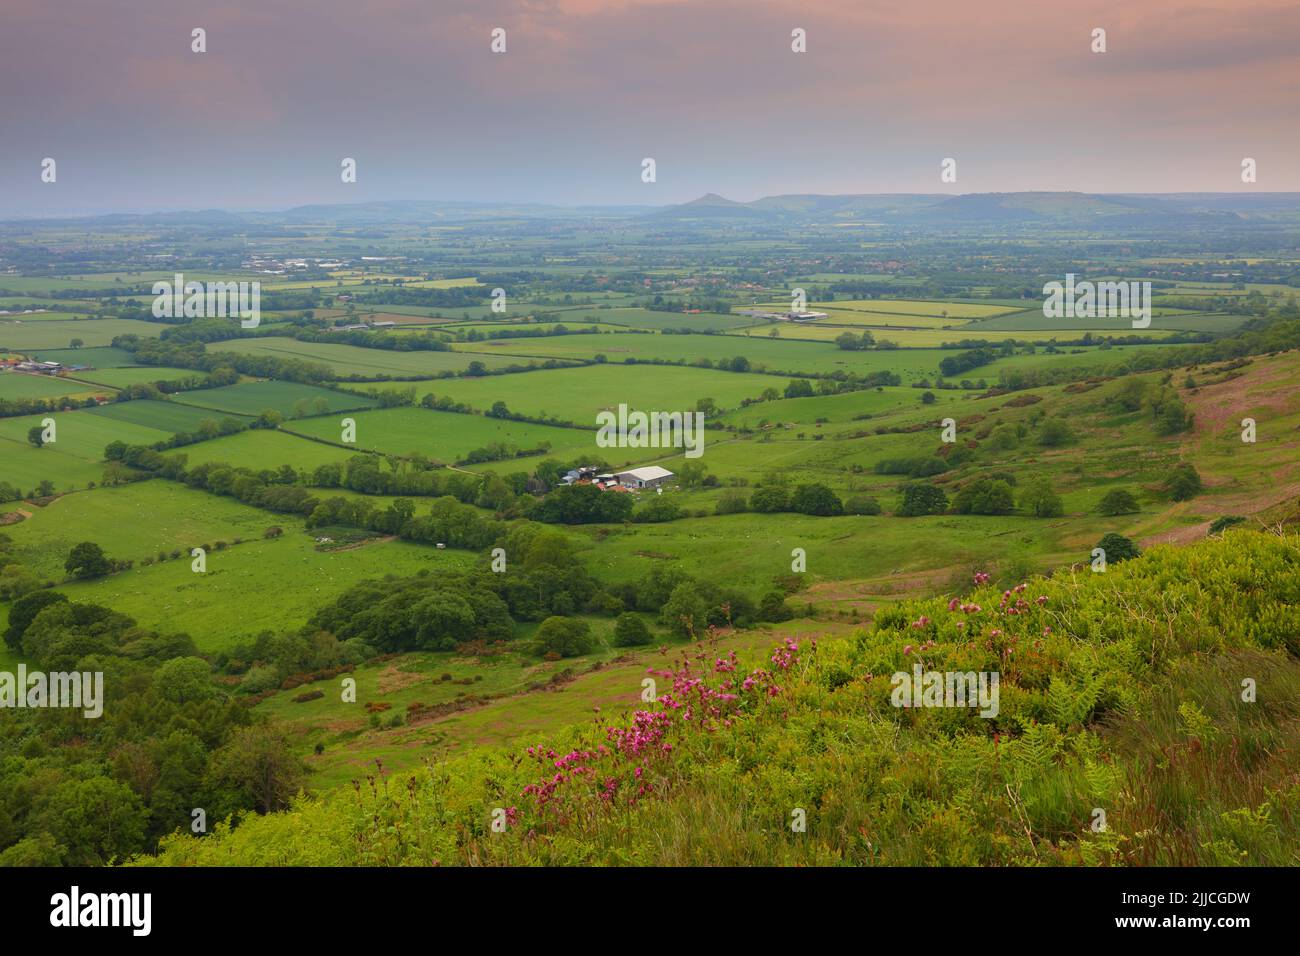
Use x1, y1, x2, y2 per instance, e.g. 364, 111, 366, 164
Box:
617, 466, 674, 482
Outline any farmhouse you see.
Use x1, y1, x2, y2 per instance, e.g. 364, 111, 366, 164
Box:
615, 466, 675, 490
14, 360, 64, 373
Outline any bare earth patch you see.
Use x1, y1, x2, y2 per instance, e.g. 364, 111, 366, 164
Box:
377, 663, 426, 694
1186, 357, 1296, 438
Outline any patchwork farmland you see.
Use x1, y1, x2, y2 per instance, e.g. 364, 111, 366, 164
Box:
1, 189, 1298, 883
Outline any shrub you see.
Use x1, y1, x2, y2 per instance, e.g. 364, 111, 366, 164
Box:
1037, 418, 1074, 447
535, 616, 594, 658
749, 486, 789, 513
790, 483, 843, 516
897, 483, 948, 517
613, 612, 652, 647
1019, 478, 1064, 518
1163, 462, 1204, 502
64, 541, 112, 579
953, 478, 1015, 515
632, 496, 683, 523
1095, 532, 1141, 564
844, 495, 882, 515
1096, 488, 1140, 516
714, 489, 748, 515
1208, 515, 1246, 535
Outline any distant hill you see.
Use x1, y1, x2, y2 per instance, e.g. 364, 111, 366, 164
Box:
648, 191, 1300, 226
7, 192, 1300, 229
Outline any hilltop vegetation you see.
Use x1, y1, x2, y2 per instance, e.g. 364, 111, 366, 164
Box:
138, 530, 1300, 866
1, 200, 1298, 869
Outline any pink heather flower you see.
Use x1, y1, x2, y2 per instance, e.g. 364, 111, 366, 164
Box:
1036, 595, 1048, 606
903, 644, 913, 655
948, 598, 961, 611
990, 629, 1003, 638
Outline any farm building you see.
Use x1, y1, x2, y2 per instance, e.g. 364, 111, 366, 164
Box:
14, 360, 64, 373
561, 466, 601, 485
614, 466, 675, 490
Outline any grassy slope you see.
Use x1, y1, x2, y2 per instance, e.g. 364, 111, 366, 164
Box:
54, 531, 464, 653
138, 529, 1300, 866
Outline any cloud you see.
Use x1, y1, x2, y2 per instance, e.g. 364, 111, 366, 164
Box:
1, 0, 1296, 211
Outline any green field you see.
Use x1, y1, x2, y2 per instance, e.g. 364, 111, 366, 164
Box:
717, 386, 918, 427
173, 428, 364, 470
765, 323, 1179, 345
0, 408, 171, 463
0, 444, 105, 494
56, 531, 466, 652
72, 366, 201, 387
288, 407, 595, 464
814, 298, 1017, 318
206, 338, 540, 377
0, 372, 107, 402
556, 306, 761, 332
3, 482, 277, 579
405, 363, 783, 424
26, 346, 140, 368
966, 310, 1253, 334
457, 331, 882, 374
85, 399, 246, 434
172, 380, 376, 417
0, 319, 164, 350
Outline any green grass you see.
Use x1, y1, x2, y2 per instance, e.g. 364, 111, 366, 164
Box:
0, 408, 171, 463
56, 532, 466, 652
0, 373, 107, 402
0, 445, 105, 494
3, 481, 278, 579
457, 331, 895, 375
967, 310, 1253, 334
206, 338, 539, 377
567, 307, 759, 332
172, 380, 375, 418
72, 366, 200, 387
85, 399, 247, 434
26, 346, 139, 368
717, 386, 919, 427
172, 429, 364, 470
0, 319, 164, 351
138, 531, 1300, 866
287, 407, 594, 464
814, 298, 1016, 318
397, 363, 786, 425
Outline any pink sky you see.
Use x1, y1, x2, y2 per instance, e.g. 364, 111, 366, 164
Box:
2, 0, 1297, 212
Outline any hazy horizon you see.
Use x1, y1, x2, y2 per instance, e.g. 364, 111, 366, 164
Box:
3, 0, 1298, 215
8, 189, 1300, 223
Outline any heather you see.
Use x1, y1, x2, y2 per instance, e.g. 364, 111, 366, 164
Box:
139, 529, 1300, 866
